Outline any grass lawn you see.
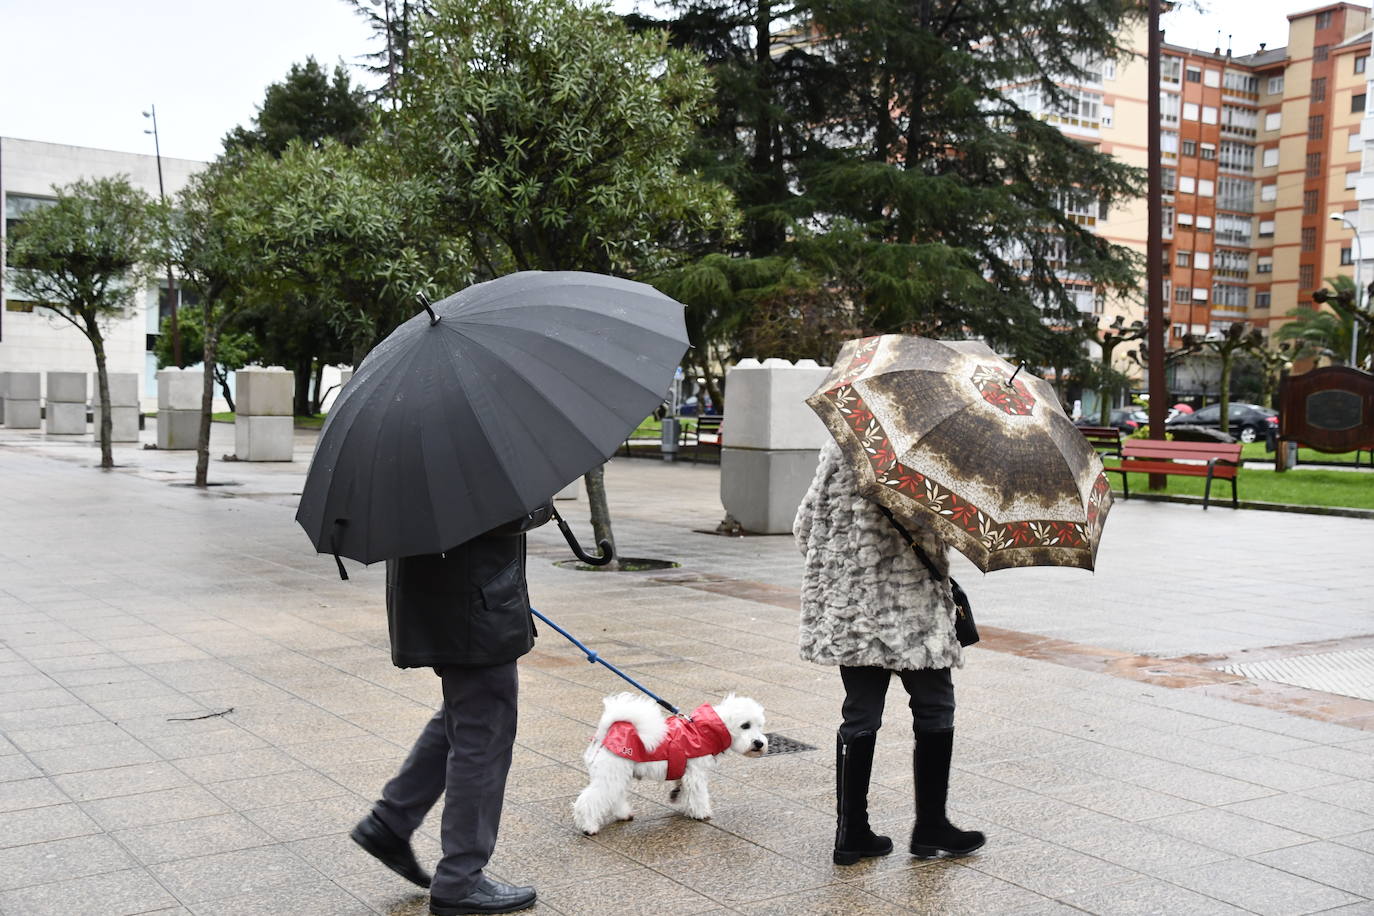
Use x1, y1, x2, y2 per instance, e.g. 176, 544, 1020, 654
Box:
209, 412, 325, 429
1111, 466, 1374, 511
629, 415, 701, 438
1239, 442, 1368, 465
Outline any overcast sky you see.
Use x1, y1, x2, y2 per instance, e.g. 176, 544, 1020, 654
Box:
0, 0, 1358, 164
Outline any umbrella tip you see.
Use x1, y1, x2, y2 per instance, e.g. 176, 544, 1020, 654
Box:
419, 293, 439, 326
1006, 361, 1025, 388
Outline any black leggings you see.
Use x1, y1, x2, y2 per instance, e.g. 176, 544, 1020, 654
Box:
839, 665, 955, 740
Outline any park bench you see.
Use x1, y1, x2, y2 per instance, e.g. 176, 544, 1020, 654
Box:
1104, 439, 1243, 510
1077, 425, 1123, 459
689, 414, 724, 463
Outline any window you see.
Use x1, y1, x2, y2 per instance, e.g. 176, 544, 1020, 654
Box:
1178, 211, 1195, 225
1179, 175, 1196, 194
1257, 291, 1272, 308
1204, 69, 1221, 87
1215, 249, 1249, 277
1304, 189, 1320, 214
1161, 92, 1181, 124
1103, 60, 1117, 80
1306, 152, 1323, 177
1213, 283, 1248, 308
1216, 214, 1248, 244
1219, 176, 1254, 211
1102, 104, 1114, 128
1302, 227, 1317, 251
1221, 105, 1256, 135
1348, 170, 1361, 189
1177, 250, 1192, 267
1358, 56, 1369, 74
1224, 71, 1260, 95
1315, 45, 1329, 63
1162, 167, 1177, 192
1351, 130, 1364, 153
1195, 251, 1212, 270
4, 193, 53, 234
1268, 75, 1285, 95
1163, 57, 1183, 84
5, 300, 37, 313
1182, 138, 1197, 157
1221, 141, 1256, 171
1183, 101, 1199, 121
1257, 256, 1274, 273
1175, 286, 1193, 303
1261, 183, 1277, 201
1309, 114, 1325, 140
1201, 142, 1217, 160
1260, 219, 1276, 236
1316, 10, 1332, 29
1300, 264, 1315, 288
1193, 286, 1209, 300
1265, 111, 1281, 131
1342, 247, 1354, 265
1313, 78, 1327, 102
1197, 214, 1213, 231
1198, 179, 1215, 197
1263, 147, 1280, 168
1162, 130, 1179, 158
1354, 93, 1367, 113
1163, 205, 1175, 237
1202, 105, 1219, 125
1187, 66, 1202, 83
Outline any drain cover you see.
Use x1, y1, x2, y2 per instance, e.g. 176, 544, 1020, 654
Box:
1223, 648, 1374, 701
764, 734, 818, 756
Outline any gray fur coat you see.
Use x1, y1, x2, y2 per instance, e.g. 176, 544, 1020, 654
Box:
794, 440, 963, 671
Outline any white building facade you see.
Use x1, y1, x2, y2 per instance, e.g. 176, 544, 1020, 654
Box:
1, 137, 207, 410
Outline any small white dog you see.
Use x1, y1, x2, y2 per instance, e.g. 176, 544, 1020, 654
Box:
572, 692, 767, 835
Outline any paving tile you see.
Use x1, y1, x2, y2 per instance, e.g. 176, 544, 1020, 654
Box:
207, 769, 350, 811
148, 845, 322, 905
1253, 840, 1374, 897
187, 880, 375, 916
1143, 806, 1316, 857
1041, 780, 1201, 821
541, 868, 721, 915
53, 761, 192, 801
0, 803, 102, 848
242, 794, 367, 842
1223, 793, 1374, 839
114, 812, 275, 866
0, 834, 137, 891
27, 739, 161, 776
0, 755, 42, 783
1163, 856, 1361, 916
6, 720, 129, 753
1302, 780, 1374, 817
0, 866, 177, 916
0, 775, 68, 813
656, 845, 832, 908
170, 747, 305, 784
1059, 875, 1251, 915
1199, 754, 1351, 793
958, 835, 1137, 899
862, 860, 1055, 914
81, 784, 230, 831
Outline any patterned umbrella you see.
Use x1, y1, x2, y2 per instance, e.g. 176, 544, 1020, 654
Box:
806, 335, 1113, 572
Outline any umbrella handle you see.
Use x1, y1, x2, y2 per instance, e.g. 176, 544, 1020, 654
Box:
550, 506, 615, 566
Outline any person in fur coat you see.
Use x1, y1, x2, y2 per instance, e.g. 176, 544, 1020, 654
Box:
794, 439, 986, 865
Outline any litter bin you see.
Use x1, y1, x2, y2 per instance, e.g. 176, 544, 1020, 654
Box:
1265, 426, 1278, 453
661, 417, 680, 462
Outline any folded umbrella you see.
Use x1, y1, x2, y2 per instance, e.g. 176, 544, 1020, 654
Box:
806, 335, 1113, 572
296, 271, 688, 567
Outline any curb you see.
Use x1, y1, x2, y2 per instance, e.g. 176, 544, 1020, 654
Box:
1119, 491, 1374, 520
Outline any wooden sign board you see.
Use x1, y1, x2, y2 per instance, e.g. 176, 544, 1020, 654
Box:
1279, 366, 1374, 453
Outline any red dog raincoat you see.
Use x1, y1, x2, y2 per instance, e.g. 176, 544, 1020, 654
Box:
601, 704, 732, 780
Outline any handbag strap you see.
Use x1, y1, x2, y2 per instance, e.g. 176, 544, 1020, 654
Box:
876, 505, 947, 583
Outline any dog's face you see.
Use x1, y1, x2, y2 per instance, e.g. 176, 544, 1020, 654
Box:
713, 694, 768, 757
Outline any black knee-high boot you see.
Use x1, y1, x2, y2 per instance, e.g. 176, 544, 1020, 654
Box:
910, 729, 985, 857
834, 731, 894, 865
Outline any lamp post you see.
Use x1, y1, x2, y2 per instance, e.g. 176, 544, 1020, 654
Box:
143, 105, 182, 367
1329, 212, 1362, 367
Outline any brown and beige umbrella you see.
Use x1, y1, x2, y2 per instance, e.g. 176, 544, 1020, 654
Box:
806, 334, 1113, 572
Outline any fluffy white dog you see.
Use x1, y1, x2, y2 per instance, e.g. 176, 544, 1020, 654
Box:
572, 692, 767, 835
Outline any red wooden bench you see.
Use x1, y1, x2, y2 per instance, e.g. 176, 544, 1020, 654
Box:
1077, 425, 1123, 459
1104, 440, 1243, 510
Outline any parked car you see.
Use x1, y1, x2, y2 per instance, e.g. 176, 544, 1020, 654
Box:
1166, 402, 1278, 443
1075, 408, 1148, 433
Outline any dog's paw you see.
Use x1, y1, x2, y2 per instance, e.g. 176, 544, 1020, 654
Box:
582, 829, 598, 836
669, 786, 681, 802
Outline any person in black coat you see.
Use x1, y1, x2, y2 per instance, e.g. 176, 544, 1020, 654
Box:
350, 504, 552, 916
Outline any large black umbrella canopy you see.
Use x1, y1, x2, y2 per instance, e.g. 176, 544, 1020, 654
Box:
297, 271, 688, 565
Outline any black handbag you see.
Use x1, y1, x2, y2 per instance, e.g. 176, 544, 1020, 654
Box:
878, 506, 980, 647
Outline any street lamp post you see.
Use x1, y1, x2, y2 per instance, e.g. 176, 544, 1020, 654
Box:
143, 105, 182, 367
1330, 212, 1362, 367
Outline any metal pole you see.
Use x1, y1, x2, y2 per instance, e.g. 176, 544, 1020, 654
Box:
144, 105, 182, 367
1146, 0, 1167, 489
1335, 214, 1363, 367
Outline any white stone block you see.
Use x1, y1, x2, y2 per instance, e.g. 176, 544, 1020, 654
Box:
722, 359, 832, 451
7, 372, 40, 401
235, 367, 294, 417
92, 406, 140, 442
720, 446, 822, 534
46, 371, 87, 404
0, 373, 7, 423
157, 369, 204, 411
555, 477, 582, 501
156, 409, 200, 450
4, 399, 41, 429
92, 372, 140, 407
234, 415, 294, 461
45, 401, 87, 435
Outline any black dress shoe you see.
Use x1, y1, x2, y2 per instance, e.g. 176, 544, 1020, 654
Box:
350, 812, 432, 888
430, 875, 537, 915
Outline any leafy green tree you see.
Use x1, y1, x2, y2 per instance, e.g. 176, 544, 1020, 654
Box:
6, 177, 158, 468
386, 0, 739, 564
153, 310, 258, 412
1193, 322, 1264, 441
1283, 275, 1372, 369
222, 57, 371, 158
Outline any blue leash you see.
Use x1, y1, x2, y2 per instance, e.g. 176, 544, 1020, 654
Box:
530, 607, 681, 716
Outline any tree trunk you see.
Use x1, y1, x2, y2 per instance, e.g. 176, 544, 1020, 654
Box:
195, 322, 219, 488
1218, 350, 1233, 442
294, 356, 313, 416
311, 359, 326, 415
1098, 339, 1116, 427
216, 365, 235, 413
90, 329, 114, 470
583, 464, 619, 571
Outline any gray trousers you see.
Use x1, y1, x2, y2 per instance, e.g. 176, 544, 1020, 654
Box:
839, 665, 955, 738
372, 662, 519, 900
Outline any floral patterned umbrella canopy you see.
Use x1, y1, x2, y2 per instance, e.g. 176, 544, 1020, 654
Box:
806, 335, 1113, 572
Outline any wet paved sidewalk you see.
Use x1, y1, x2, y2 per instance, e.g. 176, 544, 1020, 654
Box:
1, 424, 1373, 915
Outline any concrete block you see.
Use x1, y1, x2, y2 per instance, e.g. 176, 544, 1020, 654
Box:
45, 401, 87, 435
555, 477, 582, 501
92, 406, 141, 442
46, 371, 87, 404
0, 372, 7, 423
7, 372, 40, 401
722, 358, 831, 451
235, 367, 294, 417
156, 409, 200, 450
234, 415, 293, 461
92, 372, 140, 407
157, 369, 203, 411
4, 399, 41, 429
720, 446, 822, 534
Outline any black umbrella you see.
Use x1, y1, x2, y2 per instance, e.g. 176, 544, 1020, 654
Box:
296, 271, 688, 570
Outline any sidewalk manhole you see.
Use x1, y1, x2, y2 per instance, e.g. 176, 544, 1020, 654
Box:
553, 557, 679, 572
1222, 648, 1374, 702
764, 734, 818, 756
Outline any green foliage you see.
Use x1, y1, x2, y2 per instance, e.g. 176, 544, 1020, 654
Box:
222, 57, 372, 158
1278, 276, 1370, 367
153, 310, 257, 371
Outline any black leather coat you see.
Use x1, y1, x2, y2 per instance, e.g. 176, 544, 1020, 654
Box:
385, 505, 553, 669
